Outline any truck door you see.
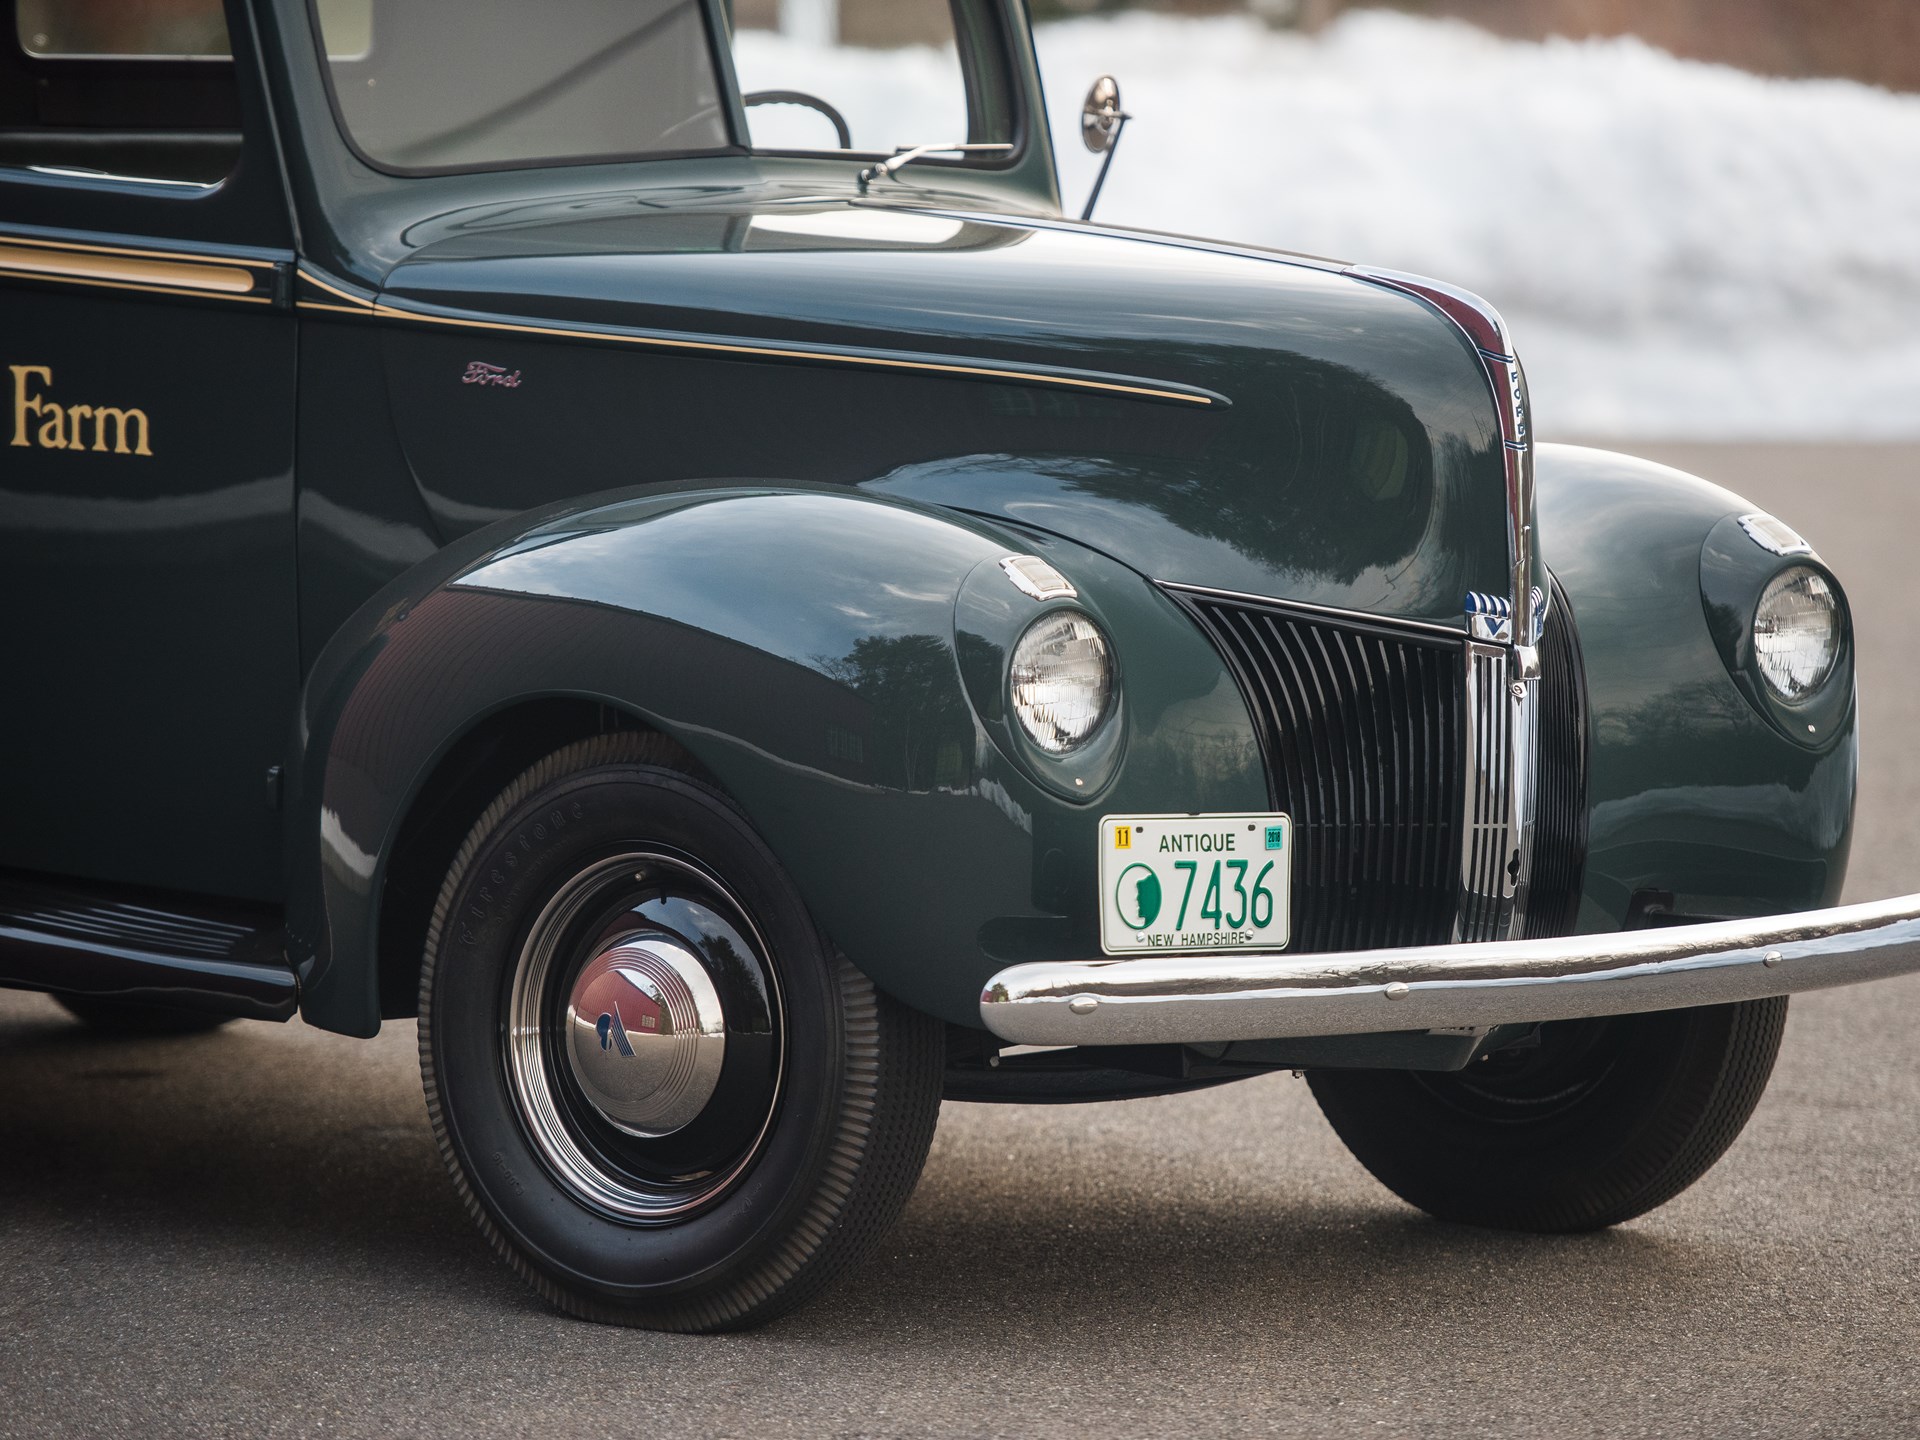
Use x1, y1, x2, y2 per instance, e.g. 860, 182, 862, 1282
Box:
0, 0, 298, 902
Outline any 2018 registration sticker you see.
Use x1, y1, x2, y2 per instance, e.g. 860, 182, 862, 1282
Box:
1098, 812, 1292, 955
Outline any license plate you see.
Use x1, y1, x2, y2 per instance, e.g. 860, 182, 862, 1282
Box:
1098, 813, 1292, 954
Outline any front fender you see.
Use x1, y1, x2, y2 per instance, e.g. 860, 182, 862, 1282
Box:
1536, 443, 1856, 930
287, 483, 1265, 1036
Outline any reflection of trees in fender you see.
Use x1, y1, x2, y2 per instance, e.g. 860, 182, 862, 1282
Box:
818, 633, 974, 793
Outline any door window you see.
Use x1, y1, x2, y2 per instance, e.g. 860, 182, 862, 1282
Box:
313, 0, 730, 174
3, 0, 240, 186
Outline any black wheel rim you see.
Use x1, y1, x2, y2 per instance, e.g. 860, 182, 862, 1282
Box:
504, 850, 784, 1222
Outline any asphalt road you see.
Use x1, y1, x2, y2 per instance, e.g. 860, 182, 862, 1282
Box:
3, 442, 1918, 1439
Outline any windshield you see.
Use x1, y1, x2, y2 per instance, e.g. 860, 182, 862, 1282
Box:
728, 1, 971, 155
312, 0, 1011, 175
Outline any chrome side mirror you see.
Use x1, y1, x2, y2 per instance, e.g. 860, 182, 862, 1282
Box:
1081, 75, 1125, 154
1077, 75, 1131, 222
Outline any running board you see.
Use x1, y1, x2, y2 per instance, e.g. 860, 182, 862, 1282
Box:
0, 872, 298, 1021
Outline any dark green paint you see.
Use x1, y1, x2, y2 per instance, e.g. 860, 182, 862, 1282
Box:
0, 275, 299, 902
288, 486, 1265, 1032
0, 0, 1857, 1040
1535, 444, 1855, 928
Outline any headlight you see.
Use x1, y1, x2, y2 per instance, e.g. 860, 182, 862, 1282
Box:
1010, 610, 1113, 753
1753, 566, 1841, 701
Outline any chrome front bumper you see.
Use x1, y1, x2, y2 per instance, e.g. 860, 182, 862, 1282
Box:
978, 893, 1920, 1047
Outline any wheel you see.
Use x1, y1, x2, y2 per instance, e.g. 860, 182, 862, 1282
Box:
1307, 998, 1787, 1232
418, 733, 944, 1331
55, 995, 233, 1036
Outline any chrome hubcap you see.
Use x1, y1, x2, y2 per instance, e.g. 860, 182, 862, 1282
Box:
505, 852, 783, 1222
563, 937, 726, 1137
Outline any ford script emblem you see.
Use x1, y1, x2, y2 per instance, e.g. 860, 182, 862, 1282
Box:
461, 360, 522, 387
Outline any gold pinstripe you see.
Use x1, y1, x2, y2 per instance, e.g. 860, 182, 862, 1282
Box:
4, 236, 1220, 408
357, 297, 1218, 405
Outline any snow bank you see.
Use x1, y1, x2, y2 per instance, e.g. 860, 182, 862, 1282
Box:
739, 12, 1920, 438
1037, 11, 1920, 440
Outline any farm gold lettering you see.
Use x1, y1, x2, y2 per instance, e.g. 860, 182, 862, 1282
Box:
91, 406, 150, 456
9, 365, 151, 456
37, 399, 66, 449
1157, 832, 1236, 853
11, 365, 49, 447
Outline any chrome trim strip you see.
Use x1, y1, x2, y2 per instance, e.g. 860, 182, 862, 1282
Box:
1456, 642, 1515, 940
876, 204, 1351, 276
1346, 265, 1515, 357
25, 166, 216, 191
1505, 642, 1540, 940
1157, 581, 1464, 640
979, 892, 1920, 1046
1454, 630, 1541, 942
303, 290, 1223, 407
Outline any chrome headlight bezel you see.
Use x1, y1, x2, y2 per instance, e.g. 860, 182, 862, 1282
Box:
1700, 512, 1853, 748
952, 554, 1128, 803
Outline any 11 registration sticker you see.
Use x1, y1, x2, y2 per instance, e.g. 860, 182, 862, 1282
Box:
1098, 812, 1292, 954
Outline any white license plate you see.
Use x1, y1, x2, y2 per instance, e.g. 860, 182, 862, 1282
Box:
1098, 813, 1292, 954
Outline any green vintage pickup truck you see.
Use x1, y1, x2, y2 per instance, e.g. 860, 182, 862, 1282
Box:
2, 0, 1911, 1331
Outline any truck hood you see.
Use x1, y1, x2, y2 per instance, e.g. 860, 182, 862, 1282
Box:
381, 195, 1510, 626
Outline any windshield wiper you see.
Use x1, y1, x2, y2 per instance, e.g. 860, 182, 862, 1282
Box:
856, 142, 1013, 191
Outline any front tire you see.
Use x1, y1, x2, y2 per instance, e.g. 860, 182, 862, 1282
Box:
1308, 998, 1787, 1232
419, 734, 943, 1330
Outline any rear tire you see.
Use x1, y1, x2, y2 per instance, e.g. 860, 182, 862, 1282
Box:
55, 995, 233, 1036
419, 733, 943, 1331
1308, 998, 1787, 1231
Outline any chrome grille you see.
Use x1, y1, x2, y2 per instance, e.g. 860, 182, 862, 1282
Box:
1456, 642, 1520, 942
1169, 584, 1588, 952
1167, 589, 1463, 952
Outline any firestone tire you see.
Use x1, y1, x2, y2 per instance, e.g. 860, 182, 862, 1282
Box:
418, 733, 944, 1331
1307, 998, 1787, 1232
54, 995, 233, 1036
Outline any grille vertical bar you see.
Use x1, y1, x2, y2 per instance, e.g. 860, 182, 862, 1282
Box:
1170, 591, 1464, 952
1457, 642, 1516, 942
